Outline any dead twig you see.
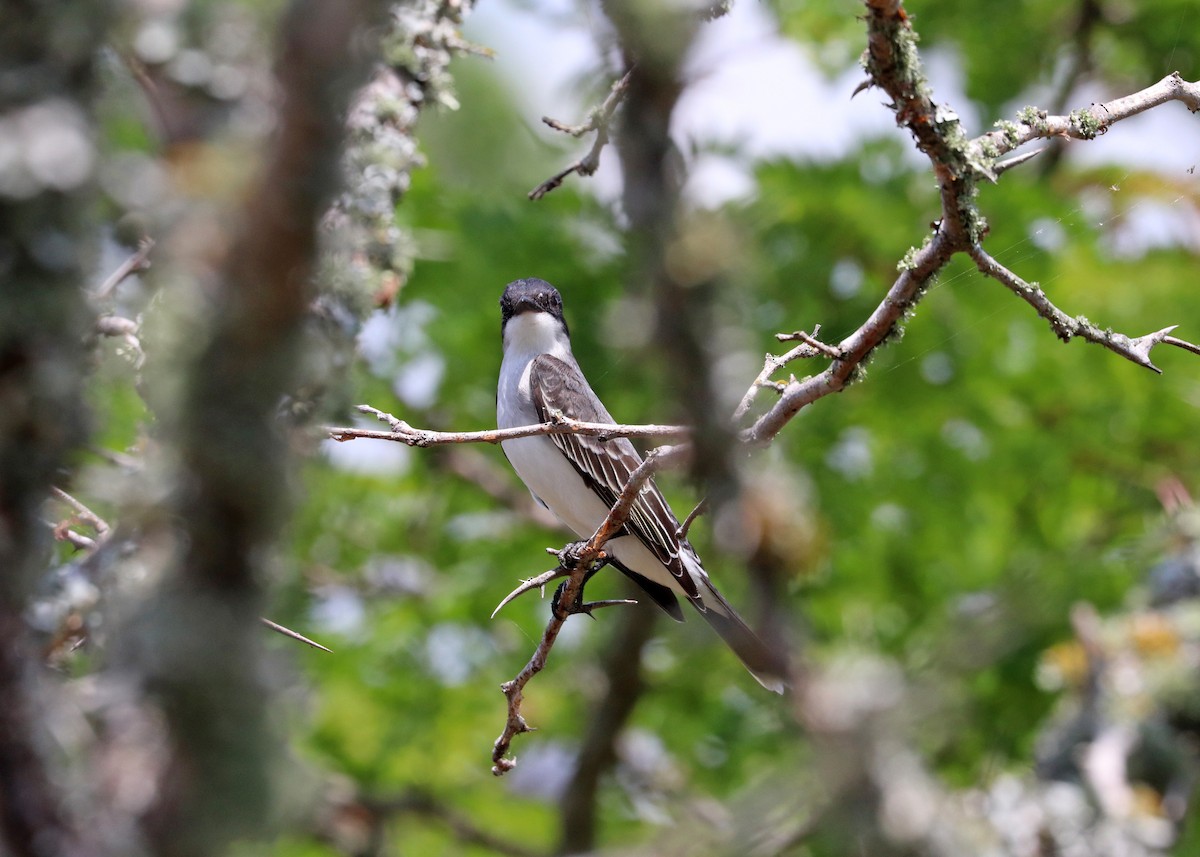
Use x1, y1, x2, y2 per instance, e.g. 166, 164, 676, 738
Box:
528, 68, 633, 200
492, 445, 685, 775
328, 403, 688, 447
259, 617, 332, 653
677, 497, 709, 541
94, 237, 154, 299
50, 487, 110, 539
733, 325, 839, 422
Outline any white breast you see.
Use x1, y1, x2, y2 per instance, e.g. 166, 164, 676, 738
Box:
496, 336, 679, 591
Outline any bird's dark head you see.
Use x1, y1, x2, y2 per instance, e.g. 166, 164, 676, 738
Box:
500, 278, 569, 338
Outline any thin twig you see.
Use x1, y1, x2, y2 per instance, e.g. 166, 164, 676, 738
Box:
733, 326, 837, 422
1164, 335, 1200, 357
50, 487, 110, 537
490, 566, 571, 619
259, 617, 333, 653
777, 327, 844, 360
492, 445, 685, 775
327, 404, 688, 447
677, 497, 709, 541
94, 237, 154, 299
53, 525, 97, 552
528, 68, 634, 200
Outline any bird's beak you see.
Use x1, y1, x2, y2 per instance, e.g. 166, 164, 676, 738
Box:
512, 295, 544, 315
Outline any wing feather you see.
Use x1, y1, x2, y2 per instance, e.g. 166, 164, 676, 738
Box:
529, 354, 699, 599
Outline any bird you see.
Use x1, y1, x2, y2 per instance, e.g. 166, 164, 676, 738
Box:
496, 277, 789, 693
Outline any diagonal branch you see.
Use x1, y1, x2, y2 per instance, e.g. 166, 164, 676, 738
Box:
94, 236, 154, 299
969, 245, 1199, 374
491, 444, 687, 776
972, 72, 1200, 164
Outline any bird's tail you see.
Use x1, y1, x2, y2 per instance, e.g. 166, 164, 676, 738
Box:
693, 574, 790, 694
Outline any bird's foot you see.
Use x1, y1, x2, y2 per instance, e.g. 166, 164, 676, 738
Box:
555, 540, 595, 571
549, 553, 636, 619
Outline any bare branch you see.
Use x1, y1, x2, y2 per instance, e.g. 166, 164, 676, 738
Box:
677, 497, 709, 541
327, 404, 688, 447
969, 244, 1197, 373
1164, 335, 1200, 358
972, 72, 1200, 164
528, 68, 633, 201
50, 487, 110, 538
744, 232, 958, 445
94, 237, 154, 299
259, 617, 332, 653
52, 524, 97, 552
733, 326, 838, 423
777, 327, 845, 360
742, 5, 1200, 446
492, 445, 686, 776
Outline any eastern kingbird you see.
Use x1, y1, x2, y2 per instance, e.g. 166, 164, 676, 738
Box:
497, 277, 789, 693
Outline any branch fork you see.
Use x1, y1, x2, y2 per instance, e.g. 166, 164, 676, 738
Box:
528, 68, 634, 201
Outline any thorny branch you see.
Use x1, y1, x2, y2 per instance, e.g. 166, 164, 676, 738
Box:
491, 445, 685, 776
528, 68, 633, 200
733, 325, 841, 422
740, 2, 1200, 445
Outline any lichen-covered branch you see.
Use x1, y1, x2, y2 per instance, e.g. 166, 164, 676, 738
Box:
974, 72, 1200, 164
741, 1, 1199, 445
0, 1, 110, 854
135, 2, 387, 854
969, 245, 1199, 373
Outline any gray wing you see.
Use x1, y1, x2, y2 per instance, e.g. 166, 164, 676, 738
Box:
529, 354, 699, 601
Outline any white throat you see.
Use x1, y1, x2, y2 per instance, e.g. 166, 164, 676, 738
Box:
502, 311, 571, 362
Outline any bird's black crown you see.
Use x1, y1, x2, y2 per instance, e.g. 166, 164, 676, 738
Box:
500, 278, 568, 335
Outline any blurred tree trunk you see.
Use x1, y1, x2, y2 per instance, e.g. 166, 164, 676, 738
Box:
0, 2, 110, 855
558, 601, 658, 855
129, 1, 387, 855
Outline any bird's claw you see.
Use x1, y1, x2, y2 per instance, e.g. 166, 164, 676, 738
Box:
556, 540, 591, 570
551, 579, 636, 619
